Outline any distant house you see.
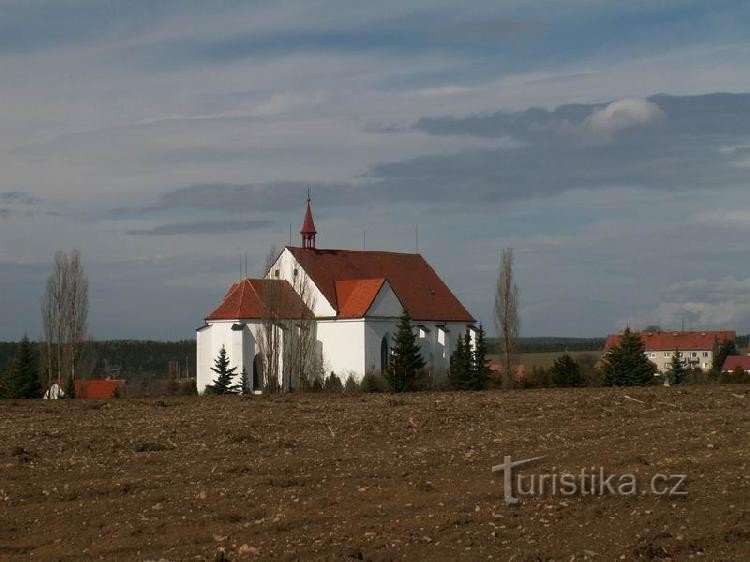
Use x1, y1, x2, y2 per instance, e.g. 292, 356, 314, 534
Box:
604, 330, 735, 373
721, 355, 750, 373
75, 379, 125, 399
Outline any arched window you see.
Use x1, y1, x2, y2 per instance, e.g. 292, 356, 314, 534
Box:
380, 335, 390, 373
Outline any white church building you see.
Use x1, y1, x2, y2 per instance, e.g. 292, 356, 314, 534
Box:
196, 196, 476, 392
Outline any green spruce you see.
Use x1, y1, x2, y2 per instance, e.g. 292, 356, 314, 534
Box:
470, 325, 490, 391
550, 353, 585, 387
4, 336, 42, 399
448, 329, 471, 390
385, 309, 425, 393
668, 348, 686, 385
601, 327, 655, 386
207, 346, 240, 395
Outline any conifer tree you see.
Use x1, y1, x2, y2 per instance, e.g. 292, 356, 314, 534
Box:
241, 368, 250, 394
601, 328, 655, 386
668, 348, 686, 385
5, 336, 42, 399
385, 309, 425, 392
471, 325, 490, 391
64, 376, 76, 399
448, 330, 471, 390
550, 353, 585, 387
207, 346, 240, 395
713, 339, 738, 372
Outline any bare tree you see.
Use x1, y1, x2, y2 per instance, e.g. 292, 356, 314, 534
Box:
40, 250, 89, 391
257, 245, 282, 392
66, 250, 89, 383
494, 248, 520, 389
283, 270, 319, 390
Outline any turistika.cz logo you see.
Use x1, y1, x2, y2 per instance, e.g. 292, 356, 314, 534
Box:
492, 455, 687, 505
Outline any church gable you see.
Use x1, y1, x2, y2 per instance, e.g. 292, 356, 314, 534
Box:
365, 280, 403, 318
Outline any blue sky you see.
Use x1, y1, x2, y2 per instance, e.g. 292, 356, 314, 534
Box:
2, 0, 750, 339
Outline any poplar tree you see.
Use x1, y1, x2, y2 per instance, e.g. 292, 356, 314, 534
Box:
385, 310, 425, 393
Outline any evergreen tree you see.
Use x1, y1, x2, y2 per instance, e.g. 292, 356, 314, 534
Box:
550, 353, 585, 387
64, 376, 76, 399
470, 325, 490, 391
207, 346, 240, 395
713, 339, 738, 372
385, 309, 425, 392
241, 368, 250, 394
5, 336, 42, 399
668, 348, 686, 385
448, 330, 471, 390
601, 327, 655, 386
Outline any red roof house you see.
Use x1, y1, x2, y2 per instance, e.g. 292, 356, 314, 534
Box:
721, 355, 750, 373
75, 379, 125, 399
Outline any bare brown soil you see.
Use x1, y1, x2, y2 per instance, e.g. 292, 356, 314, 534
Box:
1, 386, 749, 561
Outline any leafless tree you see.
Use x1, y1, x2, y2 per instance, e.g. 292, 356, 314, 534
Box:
494, 248, 520, 389
283, 270, 320, 390
257, 245, 282, 392
40, 250, 89, 390
66, 251, 89, 382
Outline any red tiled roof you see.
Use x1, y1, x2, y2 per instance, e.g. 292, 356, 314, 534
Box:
721, 355, 750, 372
206, 278, 312, 321
287, 247, 475, 322
605, 330, 735, 351
335, 278, 387, 318
75, 379, 125, 399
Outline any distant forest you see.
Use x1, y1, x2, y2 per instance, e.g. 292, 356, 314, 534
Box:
0, 340, 195, 379
488, 337, 606, 354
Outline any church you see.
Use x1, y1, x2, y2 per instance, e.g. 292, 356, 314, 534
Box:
196, 196, 477, 393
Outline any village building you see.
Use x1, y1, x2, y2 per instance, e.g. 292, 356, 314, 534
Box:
720, 355, 750, 373
604, 330, 736, 373
196, 195, 476, 393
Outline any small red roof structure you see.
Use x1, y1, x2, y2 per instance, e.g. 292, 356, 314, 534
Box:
300, 190, 317, 249
206, 278, 312, 321
75, 379, 125, 399
721, 355, 750, 372
287, 246, 475, 322
605, 330, 735, 351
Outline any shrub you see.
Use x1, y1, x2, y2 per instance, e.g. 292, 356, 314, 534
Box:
343, 375, 359, 393
719, 367, 750, 384
360, 372, 387, 393
310, 376, 323, 393
550, 354, 586, 387
323, 372, 344, 393
523, 365, 551, 388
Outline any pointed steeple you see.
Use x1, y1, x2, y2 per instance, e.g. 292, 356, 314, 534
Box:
300, 187, 317, 249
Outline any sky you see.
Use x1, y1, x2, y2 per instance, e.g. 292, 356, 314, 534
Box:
2, 0, 750, 340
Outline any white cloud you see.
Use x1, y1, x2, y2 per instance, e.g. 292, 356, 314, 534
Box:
584, 97, 666, 139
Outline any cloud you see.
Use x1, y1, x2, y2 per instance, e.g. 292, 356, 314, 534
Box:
584, 97, 666, 139
126, 219, 272, 236
0, 191, 40, 205
638, 276, 750, 329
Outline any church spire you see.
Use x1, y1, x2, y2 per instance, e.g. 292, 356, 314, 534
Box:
300, 187, 317, 249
